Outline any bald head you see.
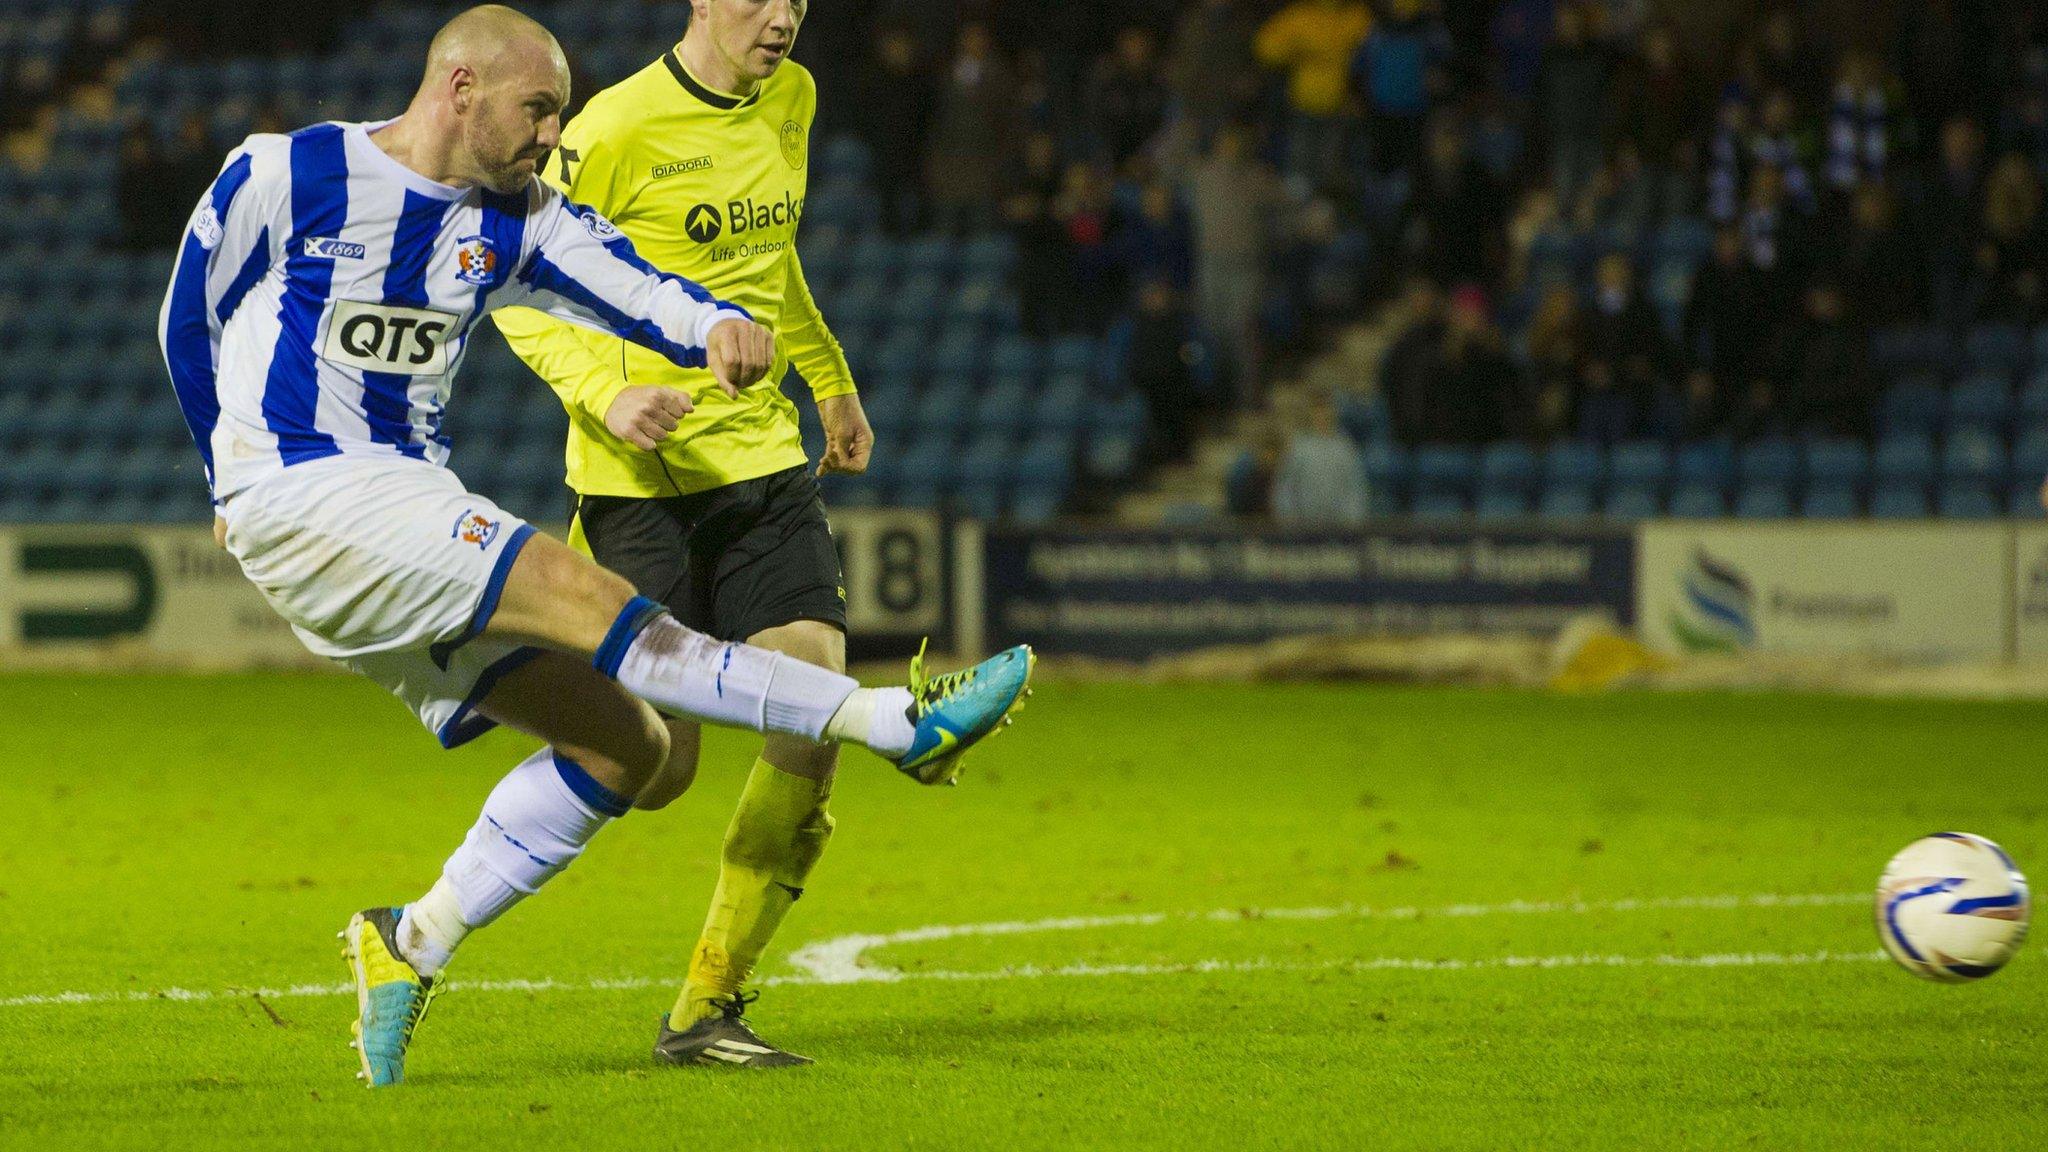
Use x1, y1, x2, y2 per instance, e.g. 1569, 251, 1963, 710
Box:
423, 4, 567, 92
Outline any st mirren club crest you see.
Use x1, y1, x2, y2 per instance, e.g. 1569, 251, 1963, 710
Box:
780, 120, 806, 170
454, 235, 499, 286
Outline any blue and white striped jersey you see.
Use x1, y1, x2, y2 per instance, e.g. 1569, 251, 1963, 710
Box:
159, 120, 750, 502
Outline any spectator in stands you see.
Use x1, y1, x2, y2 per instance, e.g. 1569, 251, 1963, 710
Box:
1577, 253, 1670, 442
1823, 51, 1899, 198
1112, 181, 1194, 302
1923, 115, 1989, 329
1380, 276, 1447, 445
1740, 164, 1817, 325
1487, 0, 1553, 110
1606, 21, 1701, 218
1255, 0, 1373, 188
1775, 281, 1873, 438
1165, 0, 1263, 148
1007, 133, 1078, 337
1185, 124, 1279, 403
1126, 278, 1203, 463
1532, 2, 1611, 204
926, 22, 1016, 233
1524, 284, 1583, 442
1054, 160, 1118, 330
1683, 225, 1763, 435
856, 27, 936, 235
1831, 181, 1919, 328
1086, 26, 1170, 171
1969, 152, 2046, 324
1272, 389, 1370, 525
1225, 412, 1286, 518
1502, 184, 1563, 294
1351, 0, 1450, 183
1429, 285, 1520, 443
1409, 118, 1505, 286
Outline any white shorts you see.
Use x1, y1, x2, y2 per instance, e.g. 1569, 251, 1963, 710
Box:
222, 453, 543, 747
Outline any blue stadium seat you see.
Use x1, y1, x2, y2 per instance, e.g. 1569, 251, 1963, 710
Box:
1608, 440, 1670, 489
1869, 326, 1952, 375
914, 379, 975, 442
1668, 484, 1726, 518
1734, 484, 1793, 518
1870, 484, 1930, 518
1017, 435, 1077, 487
818, 134, 872, 184
1537, 484, 1596, 518
987, 335, 1041, 379
1803, 438, 1870, 488
1872, 434, 1936, 484
1047, 336, 1095, 380
1948, 372, 2014, 431
1085, 430, 1140, 481
1011, 485, 1064, 524
2014, 432, 2048, 484
897, 233, 957, 277
1937, 485, 2001, 519
958, 233, 1017, 277
1738, 437, 1799, 485
1543, 441, 1604, 487
2019, 370, 2048, 421
1411, 489, 1469, 520
1411, 444, 1478, 494
1673, 440, 1734, 490
1965, 324, 2027, 374
1800, 485, 1860, 518
1941, 427, 2007, 484
1478, 441, 1538, 490
975, 380, 1034, 438
2009, 484, 2046, 519
1362, 442, 1409, 495
1880, 376, 1945, 435
1601, 486, 1661, 520
1475, 486, 1530, 519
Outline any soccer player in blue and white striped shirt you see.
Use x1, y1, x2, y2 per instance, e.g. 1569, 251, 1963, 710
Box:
156, 4, 1033, 1087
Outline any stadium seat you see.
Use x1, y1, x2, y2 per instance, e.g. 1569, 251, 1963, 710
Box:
1362, 442, 1409, 496
1738, 437, 1799, 485
1477, 441, 1538, 490
1668, 484, 1726, 518
1673, 440, 1734, 490
1475, 486, 1530, 520
1047, 336, 1096, 380
1937, 485, 2001, 519
1803, 438, 1870, 488
1734, 484, 1793, 518
1537, 484, 1596, 518
1410, 444, 1478, 494
2014, 432, 2048, 484
1879, 376, 1945, 435
1872, 434, 1936, 484
1411, 489, 1468, 520
1543, 441, 1604, 487
1601, 485, 1661, 520
1010, 486, 1063, 524
1965, 324, 2026, 374
1608, 440, 1670, 489
2008, 484, 2046, 519
1941, 427, 2007, 484
1870, 484, 1930, 518
1947, 372, 2014, 431
2019, 370, 2048, 421
1800, 486, 1860, 518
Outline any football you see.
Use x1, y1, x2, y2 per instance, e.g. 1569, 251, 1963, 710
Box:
1876, 833, 2031, 983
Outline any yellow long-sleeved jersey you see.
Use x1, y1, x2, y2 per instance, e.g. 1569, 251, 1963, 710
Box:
494, 50, 854, 497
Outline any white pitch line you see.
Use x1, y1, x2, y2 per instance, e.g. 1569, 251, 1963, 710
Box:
783, 891, 1871, 984
0, 892, 1876, 1009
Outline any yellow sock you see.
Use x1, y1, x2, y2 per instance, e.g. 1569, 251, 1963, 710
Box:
673, 758, 834, 1025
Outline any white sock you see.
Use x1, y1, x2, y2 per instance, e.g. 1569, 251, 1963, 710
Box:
396, 747, 626, 977
824, 686, 917, 759
602, 604, 858, 741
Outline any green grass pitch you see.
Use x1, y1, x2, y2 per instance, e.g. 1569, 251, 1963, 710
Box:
1, 673, 2044, 1150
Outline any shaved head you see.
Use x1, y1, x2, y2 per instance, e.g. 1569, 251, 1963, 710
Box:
423, 4, 567, 90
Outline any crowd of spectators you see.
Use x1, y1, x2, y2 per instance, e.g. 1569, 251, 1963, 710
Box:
74, 1, 2048, 527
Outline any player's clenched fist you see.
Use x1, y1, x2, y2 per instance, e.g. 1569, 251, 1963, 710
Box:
707, 317, 775, 397
604, 384, 693, 451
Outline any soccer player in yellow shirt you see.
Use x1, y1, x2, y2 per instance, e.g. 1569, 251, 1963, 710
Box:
495, 0, 887, 1068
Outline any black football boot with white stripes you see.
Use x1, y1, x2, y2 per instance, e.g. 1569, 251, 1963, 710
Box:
653, 992, 812, 1068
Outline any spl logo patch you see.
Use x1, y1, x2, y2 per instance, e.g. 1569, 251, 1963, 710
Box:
578, 210, 623, 242
454, 235, 499, 286
780, 120, 806, 170
685, 203, 724, 243
452, 508, 501, 550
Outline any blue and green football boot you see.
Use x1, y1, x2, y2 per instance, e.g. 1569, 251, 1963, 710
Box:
896, 642, 1035, 786
339, 907, 440, 1087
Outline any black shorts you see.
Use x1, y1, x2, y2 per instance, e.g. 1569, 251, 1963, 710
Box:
576, 465, 847, 643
